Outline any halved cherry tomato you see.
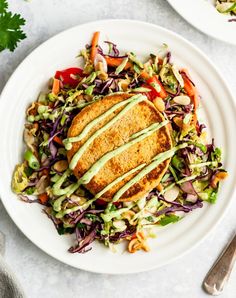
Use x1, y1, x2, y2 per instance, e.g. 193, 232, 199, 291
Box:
55, 67, 84, 88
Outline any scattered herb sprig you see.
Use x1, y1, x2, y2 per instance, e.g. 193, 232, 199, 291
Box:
0, 0, 26, 52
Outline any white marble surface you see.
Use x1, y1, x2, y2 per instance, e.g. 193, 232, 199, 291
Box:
0, 0, 236, 297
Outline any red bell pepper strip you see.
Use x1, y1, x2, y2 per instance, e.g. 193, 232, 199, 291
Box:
140, 71, 167, 100
141, 84, 159, 101
181, 69, 199, 111
146, 76, 167, 99
55, 67, 84, 88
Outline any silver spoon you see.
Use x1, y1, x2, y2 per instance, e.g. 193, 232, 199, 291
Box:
203, 233, 236, 295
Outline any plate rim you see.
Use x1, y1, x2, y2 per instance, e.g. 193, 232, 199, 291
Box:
166, 0, 236, 45
0, 19, 236, 274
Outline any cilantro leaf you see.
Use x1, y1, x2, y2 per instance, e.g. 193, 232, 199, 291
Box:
85, 214, 100, 222
57, 225, 74, 235
211, 147, 222, 162
0, 0, 8, 14
24, 186, 35, 195
200, 187, 218, 204
159, 214, 180, 226
146, 216, 154, 222
0, 0, 26, 52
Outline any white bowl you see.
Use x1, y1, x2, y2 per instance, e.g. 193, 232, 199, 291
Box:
167, 0, 236, 45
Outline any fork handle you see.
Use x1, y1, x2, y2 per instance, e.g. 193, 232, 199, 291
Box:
203, 234, 236, 295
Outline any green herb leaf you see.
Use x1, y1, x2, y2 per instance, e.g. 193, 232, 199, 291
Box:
146, 216, 154, 222
171, 155, 184, 171
0, 1, 26, 52
159, 214, 180, 226
24, 166, 33, 177
77, 222, 86, 229
211, 147, 222, 162
85, 214, 100, 222
57, 225, 74, 235
199, 187, 218, 204
0, 0, 8, 14
208, 190, 217, 204
25, 187, 35, 195
110, 204, 117, 212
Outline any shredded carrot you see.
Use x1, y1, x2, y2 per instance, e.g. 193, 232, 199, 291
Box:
183, 78, 194, 97
90, 31, 100, 62
38, 193, 49, 204
104, 56, 132, 69
53, 135, 64, 146
140, 70, 150, 80
52, 78, 60, 95
181, 69, 199, 110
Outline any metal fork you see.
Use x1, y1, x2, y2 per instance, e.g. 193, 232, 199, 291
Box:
203, 233, 236, 295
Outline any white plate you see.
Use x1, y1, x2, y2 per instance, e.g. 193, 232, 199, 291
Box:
0, 20, 236, 274
167, 0, 236, 45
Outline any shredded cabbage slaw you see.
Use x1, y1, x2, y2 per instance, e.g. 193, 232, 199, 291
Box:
12, 32, 227, 254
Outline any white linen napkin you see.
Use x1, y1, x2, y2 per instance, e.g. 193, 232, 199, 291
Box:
0, 231, 25, 298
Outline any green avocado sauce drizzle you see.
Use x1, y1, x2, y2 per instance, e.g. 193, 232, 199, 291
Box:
103, 143, 188, 214
68, 94, 147, 169
76, 119, 169, 185
63, 94, 147, 150
54, 163, 146, 216
94, 163, 147, 199
55, 143, 187, 219
52, 94, 175, 219
54, 119, 169, 218
111, 143, 188, 202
